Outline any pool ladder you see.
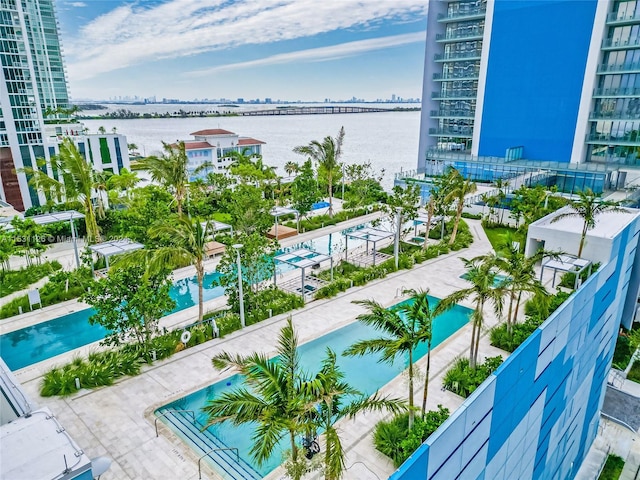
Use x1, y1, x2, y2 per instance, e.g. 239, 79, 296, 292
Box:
395, 285, 407, 298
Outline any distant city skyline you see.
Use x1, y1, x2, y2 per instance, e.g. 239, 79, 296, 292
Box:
54, 0, 428, 102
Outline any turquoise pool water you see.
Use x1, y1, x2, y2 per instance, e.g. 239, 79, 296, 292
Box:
157, 296, 471, 478
0, 220, 395, 371
0, 271, 223, 371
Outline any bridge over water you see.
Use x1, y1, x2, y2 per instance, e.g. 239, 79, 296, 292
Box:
241, 106, 396, 116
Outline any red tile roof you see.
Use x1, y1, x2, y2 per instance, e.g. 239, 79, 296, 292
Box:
190, 129, 235, 136
183, 141, 213, 150
238, 137, 266, 145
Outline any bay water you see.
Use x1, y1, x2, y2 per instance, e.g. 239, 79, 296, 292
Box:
80, 104, 421, 190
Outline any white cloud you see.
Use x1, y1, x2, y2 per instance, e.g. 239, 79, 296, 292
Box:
68, 1, 87, 6
185, 32, 426, 76
65, 0, 427, 81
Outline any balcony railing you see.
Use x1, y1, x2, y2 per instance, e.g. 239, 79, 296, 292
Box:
586, 132, 640, 145
593, 87, 640, 97
430, 109, 475, 118
434, 51, 482, 62
432, 72, 479, 81
601, 37, 640, 49
432, 91, 477, 100
597, 61, 640, 73
436, 28, 484, 42
437, 5, 487, 22
428, 127, 474, 137
589, 111, 640, 121
606, 10, 640, 24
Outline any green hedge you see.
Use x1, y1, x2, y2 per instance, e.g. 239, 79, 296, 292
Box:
442, 356, 503, 398
374, 406, 450, 467
0, 261, 62, 298
283, 207, 375, 232
1, 267, 94, 319
628, 360, 640, 383
599, 454, 624, 480
559, 262, 600, 289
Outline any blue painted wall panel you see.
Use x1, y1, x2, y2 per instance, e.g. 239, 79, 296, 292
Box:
477, 0, 597, 161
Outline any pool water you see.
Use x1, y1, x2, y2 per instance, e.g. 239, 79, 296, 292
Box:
0, 219, 397, 371
460, 272, 510, 287
157, 296, 471, 478
0, 271, 223, 371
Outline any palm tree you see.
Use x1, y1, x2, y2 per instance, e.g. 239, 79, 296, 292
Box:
422, 197, 435, 250
302, 349, 406, 480
139, 141, 211, 215
0, 231, 15, 271
202, 318, 308, 478
551, 188, 626, 257
18, 137, 103, 243
284, 161, 299, 177
439, 256, 505, 369
445, 169, 477, 245
293, 126, 345, 217
344, 289, 440, 429
106, 167, 140, 197
121, 216, 212, 321
487, 235, 557, 336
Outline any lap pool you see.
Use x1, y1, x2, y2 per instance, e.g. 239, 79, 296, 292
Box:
155, 296, 471, 479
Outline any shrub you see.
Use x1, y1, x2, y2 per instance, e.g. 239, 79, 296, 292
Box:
612, 335, 633, 370
559, 262, 600, 289
442, 356, 503, 398
599, 454, 624, 480
0, 267, 94, 319
0, 261, 62, 297
461, 212, 482, 220
374, 406, 450, 467
627, 359, 640, 383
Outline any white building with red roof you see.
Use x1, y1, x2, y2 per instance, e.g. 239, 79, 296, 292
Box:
182, 128, 265, 179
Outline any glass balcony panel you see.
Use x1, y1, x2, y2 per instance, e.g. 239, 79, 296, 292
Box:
601, 37, 640, 49
436, 27, 484, 42
597, 61, 640, 73
606, 10, 640, 25
428, 127, 474, 137
437, 4, 487, 22
434, 51, 482, 62
593, 87, 640, 97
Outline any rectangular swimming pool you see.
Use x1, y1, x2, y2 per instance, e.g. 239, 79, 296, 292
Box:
156, 296, 471, 479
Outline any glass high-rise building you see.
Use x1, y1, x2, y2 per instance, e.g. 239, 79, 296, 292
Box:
0, 0, 70, 211
418, 0, 640, 172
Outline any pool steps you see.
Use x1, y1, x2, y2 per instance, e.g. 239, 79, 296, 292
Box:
157, 408, 262, 480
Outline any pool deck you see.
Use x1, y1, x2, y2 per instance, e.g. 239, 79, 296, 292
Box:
11, 218, 509, 480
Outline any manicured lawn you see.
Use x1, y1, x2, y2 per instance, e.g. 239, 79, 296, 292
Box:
599, 454, 624, 480
482, 225, 526, 253
628, 359, 640, 383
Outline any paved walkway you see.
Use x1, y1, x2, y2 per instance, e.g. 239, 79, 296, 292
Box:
15, 219, 507, 480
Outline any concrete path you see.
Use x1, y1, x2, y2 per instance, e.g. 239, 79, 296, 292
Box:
15, 219, 507, 480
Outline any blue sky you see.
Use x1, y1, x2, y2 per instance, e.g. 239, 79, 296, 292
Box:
55, 0, 428, 102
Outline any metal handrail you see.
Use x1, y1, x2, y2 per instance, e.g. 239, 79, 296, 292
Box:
199, 447, 240, 479
155, 409, 196, 437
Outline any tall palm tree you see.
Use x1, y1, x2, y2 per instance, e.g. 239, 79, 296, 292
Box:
120, 216, 212, 322
551, 188, 625, 257
344, 289, 440, 429
139, 141, 210, 215
302, 349, 406, 480
202, 318, 308, 478
440, 256, 505, 369
422, 197, 435, 250
486, 235, 557, 336
445, 169, 477, 245
106, 167, 140, 198
18, 137, 103, 243
293, 126, 345, 217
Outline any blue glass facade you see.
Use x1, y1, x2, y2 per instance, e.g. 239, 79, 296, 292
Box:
478, 0, 597, 161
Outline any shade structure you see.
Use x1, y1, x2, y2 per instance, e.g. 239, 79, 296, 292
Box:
412, 213, 445, 242
273, 248, 333, 300
540, 254, 592, 289
200, 220, 233, 235
269, 206, 299, 240
343, 227, 394, 266
0, 210, 85, 268
88, 238, 144, 275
